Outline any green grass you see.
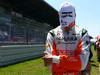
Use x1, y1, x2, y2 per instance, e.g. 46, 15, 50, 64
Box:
91, 46, 99, 75
0, 45, 99, 75
0, 58, 51, 75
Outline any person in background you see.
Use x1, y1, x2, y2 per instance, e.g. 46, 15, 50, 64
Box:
96, 38, 100, 62
43, 2, 90, 75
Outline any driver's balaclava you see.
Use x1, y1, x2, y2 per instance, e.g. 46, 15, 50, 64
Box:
59, 2, 76, 30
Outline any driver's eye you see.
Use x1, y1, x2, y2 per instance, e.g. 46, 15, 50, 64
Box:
61, 15, 72, 18
61, 12, 73, 18
61, 15, 67, 18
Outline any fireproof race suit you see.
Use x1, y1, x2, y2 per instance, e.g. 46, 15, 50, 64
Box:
45, 25, 90, 75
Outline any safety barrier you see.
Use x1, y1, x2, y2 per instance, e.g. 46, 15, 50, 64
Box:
0, 44, 44, 66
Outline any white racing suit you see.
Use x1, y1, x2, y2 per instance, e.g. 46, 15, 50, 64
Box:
45, 25, 90, 75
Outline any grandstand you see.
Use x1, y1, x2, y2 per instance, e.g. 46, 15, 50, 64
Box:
0, 9, 50, 45
0, 0, 59, 45
0, 0, 59, 66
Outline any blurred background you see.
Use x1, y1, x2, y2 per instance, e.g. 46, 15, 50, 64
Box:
0, 0, 58, 45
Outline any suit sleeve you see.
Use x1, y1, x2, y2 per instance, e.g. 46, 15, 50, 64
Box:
79, 30, 90, 70
45, 31, 60, 64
